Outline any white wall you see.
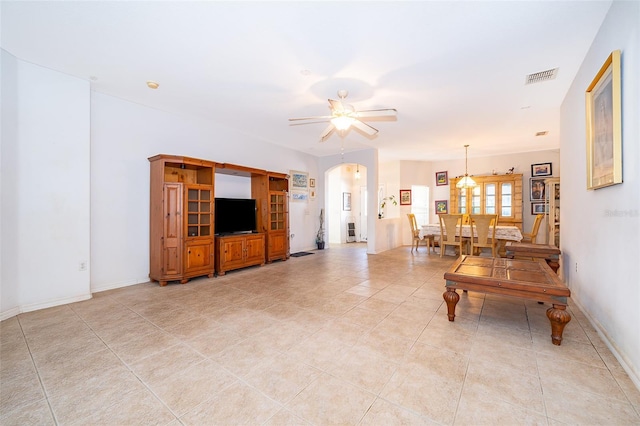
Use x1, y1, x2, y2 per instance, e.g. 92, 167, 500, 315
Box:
90, 92, 319, 292
1, 50, 20, 317
1, 52, 91, 319
560, 0, 640, 387
399, 160, 435, 246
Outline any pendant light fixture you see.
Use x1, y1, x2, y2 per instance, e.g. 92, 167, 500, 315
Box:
456, 144, 477, 189
355, 163, 360, 180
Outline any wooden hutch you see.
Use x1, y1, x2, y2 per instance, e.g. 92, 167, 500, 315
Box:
148, 155, 290, 284
449, 173, 523, 230
149, 155, 216, 286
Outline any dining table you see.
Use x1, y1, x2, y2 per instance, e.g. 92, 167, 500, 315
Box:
419, 223, 523, 256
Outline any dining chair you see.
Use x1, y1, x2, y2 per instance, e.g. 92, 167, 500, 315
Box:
522, 214, 544, 244
438, 213, 464, 257
469, 214, 498, 257
407, 213, 434, 253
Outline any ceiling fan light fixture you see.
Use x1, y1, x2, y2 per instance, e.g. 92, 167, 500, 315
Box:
331, 115, 355, 131
456, 144, 477, 189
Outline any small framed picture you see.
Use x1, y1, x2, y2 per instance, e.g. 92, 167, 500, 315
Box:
435, 200, 448, 214
309, 178, 316, 188
343, 192, 351, 211
436, 171, 448, 186
400, 189, 412, 205
531, 162, 552, 177
530, 178, 546, 201
531, 202, 547, 215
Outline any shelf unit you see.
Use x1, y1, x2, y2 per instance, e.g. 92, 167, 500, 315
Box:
149, 156, 290, 283
252, 172, 290, 263
148, 155, 216, 286
545, 177, 560, 247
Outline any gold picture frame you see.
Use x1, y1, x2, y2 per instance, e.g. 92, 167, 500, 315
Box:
586, 49, 622, 190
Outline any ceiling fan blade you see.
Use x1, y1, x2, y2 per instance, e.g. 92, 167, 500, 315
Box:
319, 124, 335, 142
352, 119, 379, 136
289, 115, 333, 122
354, 108, 398, 118
328, 99, 344, 113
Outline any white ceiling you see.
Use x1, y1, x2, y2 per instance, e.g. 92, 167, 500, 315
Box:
1, 1, 612, 161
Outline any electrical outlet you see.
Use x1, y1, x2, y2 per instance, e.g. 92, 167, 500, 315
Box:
79, 261, 87, 271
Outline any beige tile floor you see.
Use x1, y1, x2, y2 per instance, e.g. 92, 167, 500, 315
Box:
2, 244, 639, 425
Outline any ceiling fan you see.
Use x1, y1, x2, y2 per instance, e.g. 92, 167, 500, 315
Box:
289, 90, 397, 142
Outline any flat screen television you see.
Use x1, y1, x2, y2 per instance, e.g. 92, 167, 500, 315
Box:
214, 198, 257, 235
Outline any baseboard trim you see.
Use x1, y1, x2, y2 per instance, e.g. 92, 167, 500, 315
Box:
0, 293, 92, 321
91, 277, 152, 294
0, 307, 21, 322
572, 296, 640, 393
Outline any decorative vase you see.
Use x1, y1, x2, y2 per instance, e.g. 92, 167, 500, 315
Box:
317, 241, 325, 250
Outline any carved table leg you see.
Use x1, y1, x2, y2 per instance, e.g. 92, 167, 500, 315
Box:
546, 304, 571, 345
443, 288, 460, 322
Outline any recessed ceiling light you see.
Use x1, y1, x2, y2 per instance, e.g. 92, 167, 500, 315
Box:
146, 81, 159, 89
536, 131, 548, 136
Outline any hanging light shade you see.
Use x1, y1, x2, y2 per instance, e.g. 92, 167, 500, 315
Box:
331, 115, 355, 131
355, 163, 360, 180
456, 145, 477, 189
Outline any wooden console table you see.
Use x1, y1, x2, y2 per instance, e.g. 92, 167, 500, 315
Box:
443, 256, 571, 345
505, 242, 561, 273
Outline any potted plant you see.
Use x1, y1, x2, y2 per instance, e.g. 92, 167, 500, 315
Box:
316, 208, 325, 249
378, 195, 398, 219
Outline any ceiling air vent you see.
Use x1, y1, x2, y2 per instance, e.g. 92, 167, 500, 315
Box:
525, 68, 558, 84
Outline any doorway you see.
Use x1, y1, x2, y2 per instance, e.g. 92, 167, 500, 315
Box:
327, 163, 367, 245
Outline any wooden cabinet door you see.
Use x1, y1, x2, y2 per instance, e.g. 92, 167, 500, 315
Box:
163, 183, 182, 276
269, 231, 286, 259
185, 240, 213, 272
245, 235, 265, 264
219, 238, 245, 270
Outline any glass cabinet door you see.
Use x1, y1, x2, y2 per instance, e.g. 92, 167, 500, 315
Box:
187, 188, 212, 237
500, 183, 512, 217
269, 192, 286, 231
485, 183, 496, 214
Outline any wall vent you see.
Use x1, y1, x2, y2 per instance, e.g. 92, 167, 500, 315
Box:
525, 68, 558, 84
536, 131, 549, 137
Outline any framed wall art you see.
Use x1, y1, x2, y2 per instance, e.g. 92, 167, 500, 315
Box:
309, 178, 316, 188
400, 189, 412, 205
290, 170, 308, 189
531, 162, 552, 177
290, 170, 309, 202
343, 192, 351, 211
531, 202, 547, 215
436, 171, 448, 186
586, 49, 622, 190
530, 178, 546, 201
435, 200, 448, 214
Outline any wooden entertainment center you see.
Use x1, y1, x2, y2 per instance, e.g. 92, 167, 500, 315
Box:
148, 154, 289, 286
